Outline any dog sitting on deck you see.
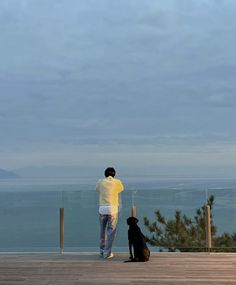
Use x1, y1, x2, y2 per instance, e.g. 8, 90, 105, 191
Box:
125, 217, 150, 262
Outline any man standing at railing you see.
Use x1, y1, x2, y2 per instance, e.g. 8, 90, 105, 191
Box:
96, 167, 124, 259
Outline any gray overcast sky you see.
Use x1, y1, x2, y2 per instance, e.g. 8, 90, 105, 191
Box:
1, 0, 236, 176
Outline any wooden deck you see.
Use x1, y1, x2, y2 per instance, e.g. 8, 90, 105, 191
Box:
1, 252, 236, 284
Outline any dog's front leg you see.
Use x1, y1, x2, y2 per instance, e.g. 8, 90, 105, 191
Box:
129, 241, 134, 260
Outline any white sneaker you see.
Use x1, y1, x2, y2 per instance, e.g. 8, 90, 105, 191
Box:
104, 252, 114, 259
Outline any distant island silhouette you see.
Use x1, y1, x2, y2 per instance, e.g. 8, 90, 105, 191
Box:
0, 168, 19, 179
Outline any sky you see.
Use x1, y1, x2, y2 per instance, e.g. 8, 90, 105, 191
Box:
1, 0, 236, 177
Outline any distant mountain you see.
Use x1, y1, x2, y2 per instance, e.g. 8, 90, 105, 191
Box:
13, 165, 232, 179
14, 165, 102, 178
0, 168, 20, 179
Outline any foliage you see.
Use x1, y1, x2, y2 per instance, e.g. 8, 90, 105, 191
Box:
144, 195, 236, 252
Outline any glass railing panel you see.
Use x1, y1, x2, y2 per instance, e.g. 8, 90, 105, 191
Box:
208, 188, 236, 251
62, 190, 138, 251
62, 190, 99, 251
132, 189, 208, 252
0, 189, 61, 252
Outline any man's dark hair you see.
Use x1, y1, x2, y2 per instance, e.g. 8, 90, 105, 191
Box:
104, 167, 116, 177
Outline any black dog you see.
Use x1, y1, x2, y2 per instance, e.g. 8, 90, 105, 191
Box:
125, 217, 150, 262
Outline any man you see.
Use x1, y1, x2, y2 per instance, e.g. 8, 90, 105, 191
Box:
96, 167, 124, 259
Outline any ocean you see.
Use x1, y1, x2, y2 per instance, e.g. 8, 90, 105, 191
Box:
0, 177, 236, 252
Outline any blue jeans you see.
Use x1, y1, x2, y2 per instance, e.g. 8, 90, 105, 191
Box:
99, 214, 118, 256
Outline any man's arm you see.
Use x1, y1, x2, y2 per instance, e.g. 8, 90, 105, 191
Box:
117, 180, 124, 193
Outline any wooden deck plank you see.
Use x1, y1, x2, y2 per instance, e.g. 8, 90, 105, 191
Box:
0, 253, 236, 284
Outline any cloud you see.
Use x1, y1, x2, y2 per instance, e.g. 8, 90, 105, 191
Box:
207, 94, 229, 103
2, 141, 236, 172
207, 94, 236, 107
1, 0, 236, 171
0, 113, 7, 118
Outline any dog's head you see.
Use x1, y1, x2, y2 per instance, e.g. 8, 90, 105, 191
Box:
127, 216, 139, 226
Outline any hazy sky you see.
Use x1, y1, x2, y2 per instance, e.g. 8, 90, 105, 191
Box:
1, 0, 236, 176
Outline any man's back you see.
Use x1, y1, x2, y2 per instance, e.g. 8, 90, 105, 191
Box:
96, 176, 124, 206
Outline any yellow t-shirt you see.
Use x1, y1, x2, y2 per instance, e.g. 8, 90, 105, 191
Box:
96, 176, 124, 206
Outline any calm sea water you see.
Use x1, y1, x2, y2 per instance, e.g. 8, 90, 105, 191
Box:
1, 177, 236, 252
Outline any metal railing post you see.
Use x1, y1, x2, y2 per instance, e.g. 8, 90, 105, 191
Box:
205, 205, 212, 252
60, 208, 64, 254
131, 206, 137, 218
131, 190, 137, 218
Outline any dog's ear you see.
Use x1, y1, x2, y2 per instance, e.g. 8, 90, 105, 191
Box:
127, 217, 139, 225
127, 217, 132, 225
